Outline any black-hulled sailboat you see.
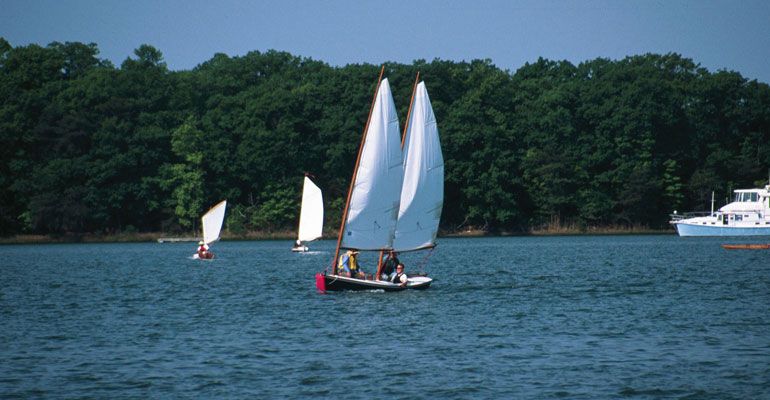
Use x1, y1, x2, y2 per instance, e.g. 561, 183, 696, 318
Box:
316, 70, 443, 292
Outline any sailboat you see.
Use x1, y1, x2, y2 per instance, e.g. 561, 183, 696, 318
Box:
316, 70, 441, 292
194, 200, 227, 259
292, 174, 324, 252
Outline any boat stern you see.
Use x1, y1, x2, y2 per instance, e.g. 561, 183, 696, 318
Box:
315, 273, 327, 292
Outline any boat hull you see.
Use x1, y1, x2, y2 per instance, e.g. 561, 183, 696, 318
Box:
291, 246, 309, 252
673, 222, 770, 237
317, 274, 432, 292
193, 253, 214, 259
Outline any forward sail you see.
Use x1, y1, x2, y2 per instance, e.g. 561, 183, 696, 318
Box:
393, 82, 444, 252
202, 200, 227, 245
298, 176, 323, 242
341, 78, 404, 250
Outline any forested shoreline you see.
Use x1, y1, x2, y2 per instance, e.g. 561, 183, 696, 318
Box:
2, 38, 769, 238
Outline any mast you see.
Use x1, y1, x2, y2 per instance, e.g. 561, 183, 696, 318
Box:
332, 66, 385, 274
401, 72, 420, 149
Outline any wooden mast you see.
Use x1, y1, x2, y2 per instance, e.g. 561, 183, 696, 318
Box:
332, 66, 385, 275
401, 71, 420, 149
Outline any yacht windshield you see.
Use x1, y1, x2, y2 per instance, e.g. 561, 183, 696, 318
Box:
735, 192, 760, 202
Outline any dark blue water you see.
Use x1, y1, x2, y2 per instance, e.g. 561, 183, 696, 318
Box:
1, 236, 768, 399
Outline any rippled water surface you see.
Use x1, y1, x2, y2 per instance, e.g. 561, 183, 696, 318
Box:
1, 236, 769, 399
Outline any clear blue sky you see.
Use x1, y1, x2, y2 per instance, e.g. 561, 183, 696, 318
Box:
3, 0, 769, 83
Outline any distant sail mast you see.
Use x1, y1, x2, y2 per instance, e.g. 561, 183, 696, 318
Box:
332, 66, 385, 275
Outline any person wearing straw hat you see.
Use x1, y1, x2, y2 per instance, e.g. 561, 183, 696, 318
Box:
338, 250, 365, 278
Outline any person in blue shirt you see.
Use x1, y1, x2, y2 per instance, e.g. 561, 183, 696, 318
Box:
338, 250, 365, 278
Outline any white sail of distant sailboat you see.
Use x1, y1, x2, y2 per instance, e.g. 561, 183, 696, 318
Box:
202, 200, 227, 245
194, 200, 226, 259
393, 81, 444, 252
293, 175, 323, 251
340, 77, 404, 251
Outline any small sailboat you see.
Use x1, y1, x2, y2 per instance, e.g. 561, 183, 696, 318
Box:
316, 70, 442, 292
292, 174, 324, 252
194, 200, 227, 259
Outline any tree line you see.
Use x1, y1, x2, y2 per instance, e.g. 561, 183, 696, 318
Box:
2, 38, 769, 236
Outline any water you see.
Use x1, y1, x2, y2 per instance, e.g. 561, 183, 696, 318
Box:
1, 235, 768, 399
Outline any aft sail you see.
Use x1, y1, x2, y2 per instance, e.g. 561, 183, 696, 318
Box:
340, 78, 404, 251
298, 176, 324, 242
393, 82, 444, 252
201, 200, 227, 245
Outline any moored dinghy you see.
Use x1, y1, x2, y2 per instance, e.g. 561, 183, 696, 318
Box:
194, 200, 227, 259
292, 174, 324, 252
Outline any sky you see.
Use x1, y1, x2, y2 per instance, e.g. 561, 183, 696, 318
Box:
3, 0, 770, 83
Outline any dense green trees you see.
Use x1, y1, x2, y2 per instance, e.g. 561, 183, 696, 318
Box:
1, 38, 769, 236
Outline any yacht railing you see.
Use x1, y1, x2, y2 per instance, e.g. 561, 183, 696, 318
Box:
669, 211, 713, 221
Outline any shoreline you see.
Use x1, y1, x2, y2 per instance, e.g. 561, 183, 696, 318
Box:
0, 228, 676, 245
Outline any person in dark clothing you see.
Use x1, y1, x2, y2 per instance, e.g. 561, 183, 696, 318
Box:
389, 263, 407, 287
380, 252, 400, 280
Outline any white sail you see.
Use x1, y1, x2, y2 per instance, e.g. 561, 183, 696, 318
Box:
201, 200, 227, 245
298, 176, 324, 242
393, 82, 444, 252
341, 78, 404, 250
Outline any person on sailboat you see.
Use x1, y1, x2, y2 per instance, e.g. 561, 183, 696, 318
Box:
380, 252, 400, 280
197, 241, 210, 258
389, 263, 408, 287
338, 250, 365, 278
